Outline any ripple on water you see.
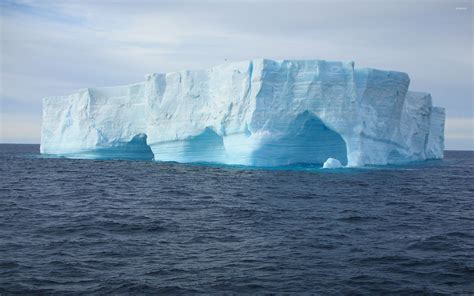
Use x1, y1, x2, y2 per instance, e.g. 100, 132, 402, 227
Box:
0, 146, 473, 294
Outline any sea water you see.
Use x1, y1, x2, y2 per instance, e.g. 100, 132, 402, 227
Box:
0, 144, 473, 294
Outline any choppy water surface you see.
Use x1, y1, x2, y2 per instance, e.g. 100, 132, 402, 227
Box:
0, 144, 473, 294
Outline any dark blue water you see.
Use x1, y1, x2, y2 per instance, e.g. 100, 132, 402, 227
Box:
1, 144, 473, 294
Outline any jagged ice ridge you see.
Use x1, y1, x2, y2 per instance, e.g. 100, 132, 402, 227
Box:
41, 59, 445, 167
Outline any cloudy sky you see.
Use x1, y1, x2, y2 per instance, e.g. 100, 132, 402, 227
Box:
0, 0, 472, 149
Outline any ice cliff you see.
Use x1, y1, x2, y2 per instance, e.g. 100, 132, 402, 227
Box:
41, 59, 445, 167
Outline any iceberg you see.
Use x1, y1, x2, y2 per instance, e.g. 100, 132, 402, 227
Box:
41, 59, 445, 167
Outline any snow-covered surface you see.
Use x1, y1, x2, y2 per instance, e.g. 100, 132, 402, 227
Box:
41, 59, 445, 167
322, 158, 343, 169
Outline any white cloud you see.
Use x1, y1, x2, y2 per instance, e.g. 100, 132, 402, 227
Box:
445, 118, 474, 150
0, 112, 41, 144
445, 117, 474, 143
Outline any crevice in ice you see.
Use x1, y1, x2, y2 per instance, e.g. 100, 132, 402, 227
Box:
251, 111, 348, 166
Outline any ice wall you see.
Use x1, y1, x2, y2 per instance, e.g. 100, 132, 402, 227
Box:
41, 59, 445, 167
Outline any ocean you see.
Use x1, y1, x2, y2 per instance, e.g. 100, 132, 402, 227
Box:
0, 144, 473, 294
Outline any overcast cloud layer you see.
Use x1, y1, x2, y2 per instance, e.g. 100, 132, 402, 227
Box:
0, 0, 472, 149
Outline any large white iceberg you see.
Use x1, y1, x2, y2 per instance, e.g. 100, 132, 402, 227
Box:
41, 59, 445, 167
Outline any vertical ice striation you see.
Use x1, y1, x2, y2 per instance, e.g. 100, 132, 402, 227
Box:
425, 107, 446, 159
41, 59, 445, 167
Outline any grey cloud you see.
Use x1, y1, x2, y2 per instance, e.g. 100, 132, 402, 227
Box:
0, 0, 472, 147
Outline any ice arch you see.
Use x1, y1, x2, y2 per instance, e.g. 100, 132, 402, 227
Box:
105, 133, 154, 160
251, 111, 348, 166
149, 127, 226, 163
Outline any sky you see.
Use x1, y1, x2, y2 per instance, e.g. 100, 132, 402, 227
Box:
0, 0, 473, 150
